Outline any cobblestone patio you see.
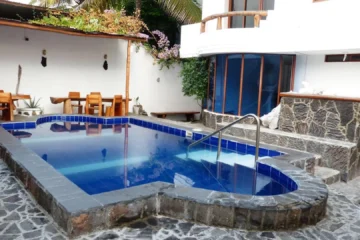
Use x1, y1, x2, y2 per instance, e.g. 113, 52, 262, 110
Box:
1, 160, 360, 240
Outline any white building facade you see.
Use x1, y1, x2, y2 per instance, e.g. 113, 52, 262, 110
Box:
181, 0, 360, 116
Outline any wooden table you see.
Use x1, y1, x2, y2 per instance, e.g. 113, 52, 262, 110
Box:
2, 94, 31, 121
50, 97, 131, 116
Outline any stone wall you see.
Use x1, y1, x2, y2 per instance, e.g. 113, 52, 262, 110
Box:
279, 97, 360, 143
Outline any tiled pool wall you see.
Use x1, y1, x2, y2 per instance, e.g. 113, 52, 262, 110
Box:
1, 115, 284, 159
0, 115, 328, 237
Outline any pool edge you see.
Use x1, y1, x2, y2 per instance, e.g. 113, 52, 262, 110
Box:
0, 116, 328, 237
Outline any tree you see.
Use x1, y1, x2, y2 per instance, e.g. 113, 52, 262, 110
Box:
31, 0, 201, 25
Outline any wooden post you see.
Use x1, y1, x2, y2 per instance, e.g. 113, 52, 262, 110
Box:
212, 57, 217, 112
290, 55, 296, 91
217, 17, 223, 30
254, 14, 260, 28
238, 54, 245, 115
200, 22, 206, 33
257, 55, 265, 116
125, 40, 132, 116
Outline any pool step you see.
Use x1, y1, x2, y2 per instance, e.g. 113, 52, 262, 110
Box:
314, 166, 341, 185
176, 150, 264, 169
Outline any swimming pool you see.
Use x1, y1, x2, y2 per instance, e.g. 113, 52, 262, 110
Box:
1, 116, 327, 236
10, 118, 293, 196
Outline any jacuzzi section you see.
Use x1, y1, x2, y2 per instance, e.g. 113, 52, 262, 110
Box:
0, 115, 328, 237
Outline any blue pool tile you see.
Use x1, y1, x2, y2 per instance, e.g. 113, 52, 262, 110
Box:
259, 148, 269, 157
163, 126, 169, 133
56, 116, 61, 121
168, 127, 174, 135
221, 139, 227, 148
2, 124, 14, 130
181, 130, 186, 137
25, 122, 36, 129
157, 124, 163, 132
74, 116, 79, 122
271, 168, 280, 182
143, 121, 148, 128
269, 150, 281, 157
60, 116, 66, 121
114, 118, 121, 124
130, 118, 135, 124
247, 145, 256, 155
209, 137, 218, 146
90, 117, 97, 123
97, 118, 104, 124
279, 173, 288, 186
258, 163, 271, 176
193, 133, 201, 141
122, 118, 129, 124
137, 120, 143, 126
175, 129, 181, 136
14, 122, 25, 129
107, 119, 114, 125
227, 141, 237, 151
147, 122, 153, 129
237, 143, 246, 154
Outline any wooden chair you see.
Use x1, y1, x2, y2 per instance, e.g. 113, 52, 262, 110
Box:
89, 92, 104, 115
85, 94, 103, 116
105, 95, 123, 117
0, 93, 14, 121
68, 92, 83, 114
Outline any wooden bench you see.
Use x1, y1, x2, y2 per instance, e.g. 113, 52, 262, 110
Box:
151, 111, 200, 121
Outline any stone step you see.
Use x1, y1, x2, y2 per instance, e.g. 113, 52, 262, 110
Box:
314, 166, 341, 185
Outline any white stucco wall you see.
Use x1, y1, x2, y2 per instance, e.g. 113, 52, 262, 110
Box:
294, 55, 360, 97
181, 0, 360, 57
0, 25, 200, 116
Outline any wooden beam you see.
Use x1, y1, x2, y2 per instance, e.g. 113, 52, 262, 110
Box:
277, 55, 283, 105
290, 55, 296, 91
222, 56, 229, 114
257, 55, 265, 116
254, 14, 261, 27
0, 19, 147, 42
228, 0, 233, 28
201, 10, 267, 24
238, 54, 245, 115
125, 40, 132, 115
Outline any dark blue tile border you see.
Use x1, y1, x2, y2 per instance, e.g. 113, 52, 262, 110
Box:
1, 114, 286, 173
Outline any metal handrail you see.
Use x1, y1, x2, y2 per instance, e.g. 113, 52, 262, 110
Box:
187, 114, 261, 164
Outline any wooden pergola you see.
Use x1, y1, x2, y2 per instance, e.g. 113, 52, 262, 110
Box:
0, 0, 147, 115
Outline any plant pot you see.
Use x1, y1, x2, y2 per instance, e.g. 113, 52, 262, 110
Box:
18, 108, 42, 116
133, 105, 142, 115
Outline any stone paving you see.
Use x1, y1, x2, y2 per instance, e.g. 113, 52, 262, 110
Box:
1, 160, 360, 240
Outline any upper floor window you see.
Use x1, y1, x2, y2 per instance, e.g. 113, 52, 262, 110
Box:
229, 0, 275, 28
325, 54, 360, 62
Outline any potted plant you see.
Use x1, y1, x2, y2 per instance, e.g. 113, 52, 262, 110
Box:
133, 97, 142, 115
20, 97, 42, 116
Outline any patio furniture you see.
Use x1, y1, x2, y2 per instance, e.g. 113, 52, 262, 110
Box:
50, 97, 130, 116
0, 93, 14, 121
89, 92, 104, 115
85, 94, 103, 116
105, 95, 123, 117
68, 92, 83, 114
151, 111, 200, 122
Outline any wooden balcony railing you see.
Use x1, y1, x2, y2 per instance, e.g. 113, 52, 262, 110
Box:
200, 11, 268, 33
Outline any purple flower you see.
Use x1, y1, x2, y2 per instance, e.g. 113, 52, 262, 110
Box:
137, 33, 149, 39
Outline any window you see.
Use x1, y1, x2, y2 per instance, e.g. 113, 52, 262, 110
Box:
325, 54, 360, 62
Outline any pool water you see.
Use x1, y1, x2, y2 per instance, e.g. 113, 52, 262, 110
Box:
12, 122, 290, 196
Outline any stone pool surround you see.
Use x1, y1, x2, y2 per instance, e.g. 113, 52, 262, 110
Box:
0, 115, 328, 237
203, 109, 358, 181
